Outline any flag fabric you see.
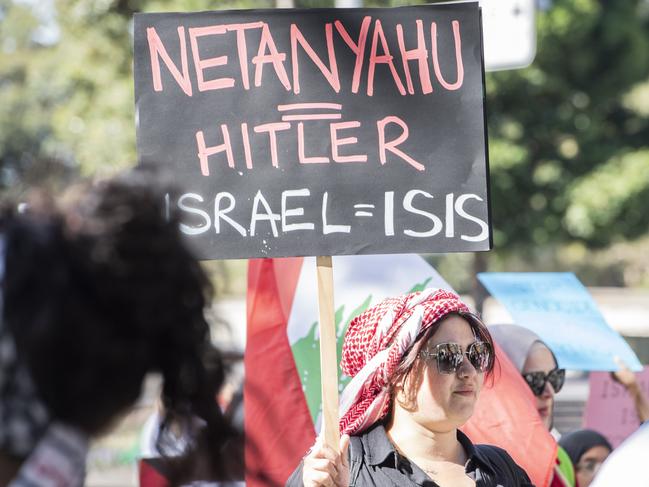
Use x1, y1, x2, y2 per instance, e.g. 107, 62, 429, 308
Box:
463, 342, 557, 487
244, 257, 310, 487
138, 459, 170, 487
245, 255, 556, 486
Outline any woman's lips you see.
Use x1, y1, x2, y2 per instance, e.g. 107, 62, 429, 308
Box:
454, 389, 475, 397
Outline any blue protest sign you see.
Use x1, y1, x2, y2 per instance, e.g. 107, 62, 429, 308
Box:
478, 272, 642, 372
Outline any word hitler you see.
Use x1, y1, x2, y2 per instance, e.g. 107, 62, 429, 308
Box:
196, 104, 425, 174
146, 16, 464, 97
171, 189, 488, 242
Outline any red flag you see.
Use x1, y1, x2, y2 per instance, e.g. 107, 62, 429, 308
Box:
138, 459, 169, 487
463, 342, 556, 487
244, 257, 314, 486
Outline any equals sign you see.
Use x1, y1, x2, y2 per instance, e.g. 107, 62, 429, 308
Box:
277, 102, 342, 121
354, 204, 375, 217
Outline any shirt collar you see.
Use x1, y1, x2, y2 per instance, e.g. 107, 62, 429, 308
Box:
361, 423, 495, 475
363, 422, 396, 466
457, 430, 496, 475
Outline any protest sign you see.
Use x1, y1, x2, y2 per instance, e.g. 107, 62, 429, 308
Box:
584, 367, 649, 447
478, 272, 642, 371
133, 3, 490, 260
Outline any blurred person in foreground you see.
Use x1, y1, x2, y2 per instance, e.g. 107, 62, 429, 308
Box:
288, 289, 532, 486
589, 422, 649, 487
139, 344, 244, 486
559, 429, 612, 487
0, 171, 238, 486
489, 325, 575, 487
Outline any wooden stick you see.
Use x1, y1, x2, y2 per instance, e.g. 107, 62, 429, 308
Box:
316, 255, 340, 451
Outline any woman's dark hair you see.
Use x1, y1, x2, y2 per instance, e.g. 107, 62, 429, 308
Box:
388, 311, 496, 409
1, 172, 235, 479
157, 344, 244, 483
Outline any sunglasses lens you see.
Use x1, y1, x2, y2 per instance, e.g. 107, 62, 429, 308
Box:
549, 369, 566, 393
435, 343, 463, 374
467, 342, 490, 372
523, 368, 565, 395
524, 372, 546, 396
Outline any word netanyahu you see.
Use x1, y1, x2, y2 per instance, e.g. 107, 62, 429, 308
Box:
146, 16, 464, 97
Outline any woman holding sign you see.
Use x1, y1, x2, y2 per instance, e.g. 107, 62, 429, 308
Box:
287, 289, 531, 486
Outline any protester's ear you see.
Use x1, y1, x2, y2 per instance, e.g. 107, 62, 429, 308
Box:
395, 361, 425, 411
391, 375, 407, 407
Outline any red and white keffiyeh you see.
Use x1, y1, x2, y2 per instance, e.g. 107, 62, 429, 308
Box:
338, 288, 470, 435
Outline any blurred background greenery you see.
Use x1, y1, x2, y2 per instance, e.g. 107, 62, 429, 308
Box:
1, 0, 649, 299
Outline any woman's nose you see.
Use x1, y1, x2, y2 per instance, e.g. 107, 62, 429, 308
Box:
540, 379, 555, 398
457, 355, 477, 378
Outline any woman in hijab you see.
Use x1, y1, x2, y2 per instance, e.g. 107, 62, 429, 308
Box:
489, 325, 574, 487
288, 289, 532, 487
559, 429, 612, 487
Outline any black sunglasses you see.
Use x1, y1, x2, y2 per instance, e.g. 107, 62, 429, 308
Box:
522, 368, 566, 396
420, 341, 492, 374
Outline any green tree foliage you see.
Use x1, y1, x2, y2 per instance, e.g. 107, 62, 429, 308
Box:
0, 0, 73, 194
487, 0, 649, 251
0, 0, 271, 196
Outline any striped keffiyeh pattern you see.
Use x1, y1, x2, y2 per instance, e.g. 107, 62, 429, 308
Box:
338, 288, 470, 435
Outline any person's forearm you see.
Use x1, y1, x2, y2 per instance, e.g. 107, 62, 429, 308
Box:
628, 383, 649, 423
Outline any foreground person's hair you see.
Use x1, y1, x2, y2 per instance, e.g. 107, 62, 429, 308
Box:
1, 172, 237, 483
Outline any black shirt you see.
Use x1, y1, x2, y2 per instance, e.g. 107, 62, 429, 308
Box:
286, 423, 533, 486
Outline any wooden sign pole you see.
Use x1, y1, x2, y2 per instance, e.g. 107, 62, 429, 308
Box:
316, 255, 340, 451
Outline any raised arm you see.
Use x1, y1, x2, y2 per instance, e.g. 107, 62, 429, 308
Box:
612, 361, 649, 424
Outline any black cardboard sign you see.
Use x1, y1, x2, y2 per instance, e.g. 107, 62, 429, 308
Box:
134, 3, 491, 259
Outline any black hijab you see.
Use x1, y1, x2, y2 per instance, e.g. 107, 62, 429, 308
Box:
559, 429, 613, 466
